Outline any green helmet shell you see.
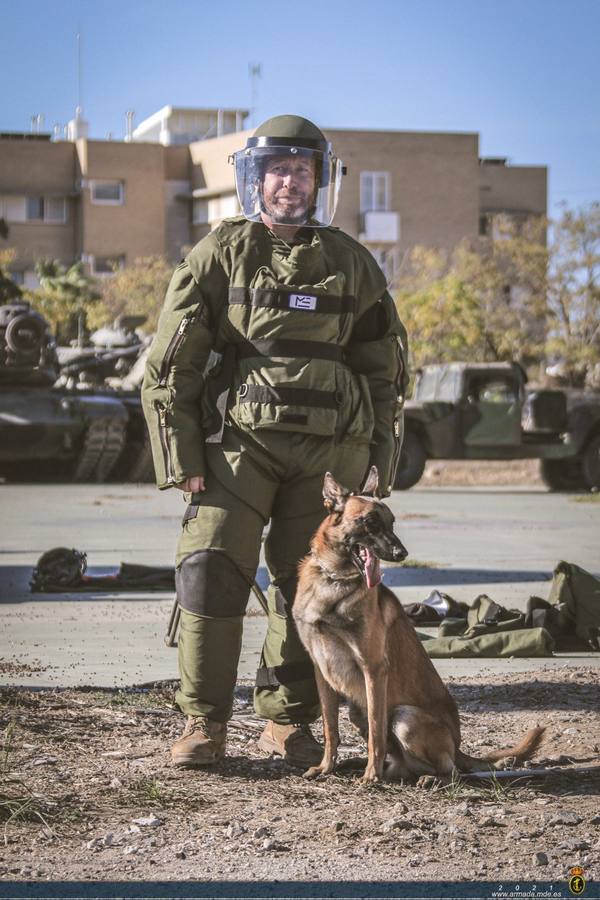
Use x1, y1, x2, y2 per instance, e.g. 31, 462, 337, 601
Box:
232, 114, 343, 227
253, 115, 327, 149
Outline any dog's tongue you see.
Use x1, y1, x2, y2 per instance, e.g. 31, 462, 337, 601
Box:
362, 547, 381, 588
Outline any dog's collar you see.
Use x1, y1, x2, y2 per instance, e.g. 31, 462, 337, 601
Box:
321, 568, 363, 583
311, 554, 363, 583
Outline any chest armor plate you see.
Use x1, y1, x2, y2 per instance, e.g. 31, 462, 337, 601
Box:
208, 230, 375, 441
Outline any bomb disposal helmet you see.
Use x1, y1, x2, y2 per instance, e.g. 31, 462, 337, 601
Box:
230, 115, 344, 227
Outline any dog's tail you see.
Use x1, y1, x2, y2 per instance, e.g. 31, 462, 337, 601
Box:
455, 725, 545, 772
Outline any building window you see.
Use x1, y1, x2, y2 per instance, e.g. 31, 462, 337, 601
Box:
25, 196, 67, 223
208, 193, 239, 224
193, 193, 239, 226
26, 196, 44, 220
360, 172, 390, 213
92, 255, 125, 276
192, 199, 209, 225
90, 181, 124, 205
45, 198, 67, 222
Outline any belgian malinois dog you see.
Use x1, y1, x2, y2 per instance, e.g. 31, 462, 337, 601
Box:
293, 467, 544, 783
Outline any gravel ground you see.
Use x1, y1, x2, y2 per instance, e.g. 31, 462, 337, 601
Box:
1, 668, 598, 885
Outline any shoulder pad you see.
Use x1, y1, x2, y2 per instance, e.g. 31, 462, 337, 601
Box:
212, 216, 260, 247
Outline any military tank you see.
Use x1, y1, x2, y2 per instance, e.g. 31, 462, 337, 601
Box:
0, 301, 129, 482
54, 315, 155, 482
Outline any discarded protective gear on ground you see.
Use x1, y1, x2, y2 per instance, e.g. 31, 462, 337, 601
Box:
403, 590, 470, 625
412, 561, 600, 657
30, 547, 175, 592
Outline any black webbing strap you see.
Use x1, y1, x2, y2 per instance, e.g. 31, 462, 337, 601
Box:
238, 384, 341, 409
255, 661, 315, 689
229, 287, 355, 316
236, 339, 344, 363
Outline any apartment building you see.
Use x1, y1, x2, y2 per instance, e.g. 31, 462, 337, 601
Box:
0, 107, 547, 288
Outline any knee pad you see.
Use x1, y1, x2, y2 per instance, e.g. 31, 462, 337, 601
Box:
176, 549, 250, 617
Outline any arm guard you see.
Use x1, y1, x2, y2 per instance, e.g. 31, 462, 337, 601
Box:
142, 235, 228, 489
346, 290, 409, 496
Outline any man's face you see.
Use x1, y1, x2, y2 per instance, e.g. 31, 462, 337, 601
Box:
261, 154, 317, 224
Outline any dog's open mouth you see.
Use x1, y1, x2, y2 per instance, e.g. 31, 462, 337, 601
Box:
351, 544, 381, 589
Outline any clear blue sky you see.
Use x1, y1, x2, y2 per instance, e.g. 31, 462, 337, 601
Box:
3, 0, 599, 214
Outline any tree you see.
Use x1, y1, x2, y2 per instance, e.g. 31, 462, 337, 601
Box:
29, 259, 101, 344
395, 216, 548, 372
546, 203, 600, 386
86, 256, 173, 334
0, 249, 23, 302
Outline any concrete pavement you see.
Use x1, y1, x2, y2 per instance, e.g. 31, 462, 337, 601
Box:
1, 482, 599, 688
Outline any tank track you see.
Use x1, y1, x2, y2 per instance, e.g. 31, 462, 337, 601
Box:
72, 417, 127, 482
126, 436, 155, 483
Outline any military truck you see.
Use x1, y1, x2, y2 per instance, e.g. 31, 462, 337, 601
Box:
394, 362, 600, 492
0, 302, 129, 482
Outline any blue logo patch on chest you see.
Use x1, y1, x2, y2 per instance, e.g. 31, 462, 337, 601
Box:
289, 294, 317, 311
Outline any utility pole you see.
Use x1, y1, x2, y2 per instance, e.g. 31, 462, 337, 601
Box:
248, 63, 262, 128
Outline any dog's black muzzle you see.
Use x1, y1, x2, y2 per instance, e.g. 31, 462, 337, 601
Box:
376, 535, 408, 563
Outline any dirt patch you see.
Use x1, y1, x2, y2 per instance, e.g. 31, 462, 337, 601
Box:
1, 669, 598, 884
422, 459, 544, 487
0, 660, 52, 677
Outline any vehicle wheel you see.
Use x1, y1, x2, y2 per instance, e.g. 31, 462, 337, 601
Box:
393, 431, 426, 490
582, 434, 600, 491
539, 458, 586, 492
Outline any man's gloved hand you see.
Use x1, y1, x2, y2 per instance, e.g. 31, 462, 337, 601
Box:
176, 476, 206, 492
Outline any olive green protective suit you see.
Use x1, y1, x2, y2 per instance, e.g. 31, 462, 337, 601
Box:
142, 215, 408, 724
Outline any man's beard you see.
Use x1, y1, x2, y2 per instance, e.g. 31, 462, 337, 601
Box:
261, 188, 314, 224
268, 196, 309, 224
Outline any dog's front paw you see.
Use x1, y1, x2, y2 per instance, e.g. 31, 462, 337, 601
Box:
303, 764, 333, 780
360, 766, 382, 785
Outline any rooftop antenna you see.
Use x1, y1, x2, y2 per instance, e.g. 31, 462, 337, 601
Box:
67, 30, 89, 140
125, 109, 135, 142
248, 63, 262, 128
77, 29, 83, 116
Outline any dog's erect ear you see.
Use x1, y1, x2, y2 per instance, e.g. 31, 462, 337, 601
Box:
361, 465, 379, 497
323, 472, 350, 512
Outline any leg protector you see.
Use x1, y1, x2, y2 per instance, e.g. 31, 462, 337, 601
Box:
176, 609, 243, 722
253, 575, 320, 724
176, 549, 251, 617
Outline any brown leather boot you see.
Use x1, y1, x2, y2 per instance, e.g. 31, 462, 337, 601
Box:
257, 722, 323, 768
171, 716, 227, 767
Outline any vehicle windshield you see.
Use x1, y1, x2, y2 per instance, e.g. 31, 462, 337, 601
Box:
413, 367, 462, 402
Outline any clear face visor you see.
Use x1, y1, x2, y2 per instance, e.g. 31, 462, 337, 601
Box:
230, 145, 343, 227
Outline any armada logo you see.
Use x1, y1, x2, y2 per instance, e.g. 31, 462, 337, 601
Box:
289, 294, 317, 311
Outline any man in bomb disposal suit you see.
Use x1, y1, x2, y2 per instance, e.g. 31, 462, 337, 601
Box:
142, 115, 409, 767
